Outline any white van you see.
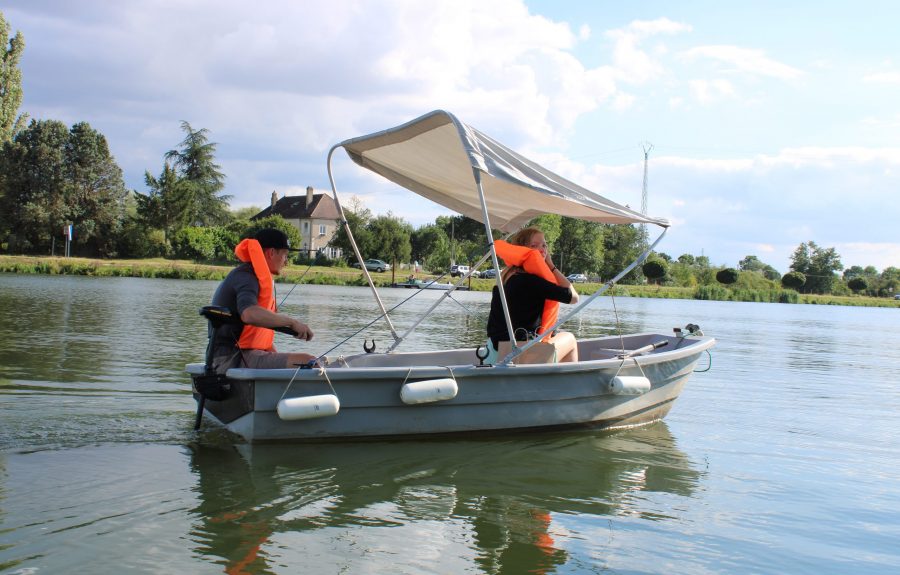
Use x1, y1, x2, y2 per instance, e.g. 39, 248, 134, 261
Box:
450, 264, 470, 277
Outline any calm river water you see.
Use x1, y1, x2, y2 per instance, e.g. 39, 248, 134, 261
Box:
1, 273, 899, 574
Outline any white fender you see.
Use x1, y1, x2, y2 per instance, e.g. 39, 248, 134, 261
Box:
277, 394, 340, 420
606, 376, 651, 395
401, 378, 458, 404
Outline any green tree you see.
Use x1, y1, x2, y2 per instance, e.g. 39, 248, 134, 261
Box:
668, 260, 698, 288
331, 196, 373, 261
0, 120, 126, 255
437, 214, 491, 265
1, 10, 27, 143
738, 255, 765, 273
789, 241, 842, 294
165, 121, 230, 226
739, 254, 781, 281
242, 215, 303, 253
369, 213, 412, 283
457, 238, 488, 269
136, 162, 190, 243
0, 119, 68, 251
525, 214, 562, 247
554, 217, 604, 277
599, 223, 643, 283
410, 224, 450, 272
231, 205, 263, 222
881, 267, 900, 296
64, 122, 128, 255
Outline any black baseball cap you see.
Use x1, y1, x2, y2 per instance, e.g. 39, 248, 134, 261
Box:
254, 228, 300, 251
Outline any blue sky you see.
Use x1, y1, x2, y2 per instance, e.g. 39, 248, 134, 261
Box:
5, 0, 899, 273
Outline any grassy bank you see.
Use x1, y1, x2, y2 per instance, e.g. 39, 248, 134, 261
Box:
2, 255, 898, 308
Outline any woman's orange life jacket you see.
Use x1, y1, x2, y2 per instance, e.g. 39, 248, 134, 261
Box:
494, 239, 559, 342
234, 238, 276, 351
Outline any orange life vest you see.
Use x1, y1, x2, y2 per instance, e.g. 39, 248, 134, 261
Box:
234, 238, 276, 351
494, 239, 559, 342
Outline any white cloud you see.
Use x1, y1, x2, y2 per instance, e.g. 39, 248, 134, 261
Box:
605, 18, 692, 84
688, 78, 736, 103
861, 114, 900, 129
863, 71, 900, 84
681, 45, 803, 80
836, 243, 900, 271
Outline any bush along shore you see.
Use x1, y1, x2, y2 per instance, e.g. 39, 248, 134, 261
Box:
2, 255, 898, 308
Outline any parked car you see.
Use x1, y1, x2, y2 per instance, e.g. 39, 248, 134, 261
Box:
567, 273, 588, 283
450, 264, 470, 277
480, 268, 498, 279
895, 294, 900, 300
351, 259, 391, 272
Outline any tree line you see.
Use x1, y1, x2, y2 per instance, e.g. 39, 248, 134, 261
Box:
1, 9, 896, 299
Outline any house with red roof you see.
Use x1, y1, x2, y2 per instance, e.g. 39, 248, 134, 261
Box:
253, 186, 342, 259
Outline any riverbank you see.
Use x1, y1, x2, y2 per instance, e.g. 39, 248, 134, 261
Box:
2, 255, 897, 307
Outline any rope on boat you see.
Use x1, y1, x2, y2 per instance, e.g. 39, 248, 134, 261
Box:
694, 349, 713, 373
277, 359, 338, 404
312, 270, 461, 361
277, 259, 315, 307
609, 288, 628, 356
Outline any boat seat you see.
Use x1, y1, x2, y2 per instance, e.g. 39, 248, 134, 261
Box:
496, 341, 557, 365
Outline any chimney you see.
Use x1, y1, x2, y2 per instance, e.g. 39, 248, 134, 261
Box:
306, 185, 314, 205
271, 190, 277, 207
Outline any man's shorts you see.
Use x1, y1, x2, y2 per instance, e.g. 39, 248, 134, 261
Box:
241, 349, 291, 369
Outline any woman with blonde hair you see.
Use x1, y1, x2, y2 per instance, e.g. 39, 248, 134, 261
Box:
486, 227, 579, 363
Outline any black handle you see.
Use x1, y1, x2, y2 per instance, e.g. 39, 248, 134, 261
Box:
200, 305, 298, 336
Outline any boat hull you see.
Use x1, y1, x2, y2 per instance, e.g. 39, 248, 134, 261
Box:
189, 333, 714, 442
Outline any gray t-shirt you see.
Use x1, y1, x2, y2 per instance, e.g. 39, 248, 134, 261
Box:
208, 263, 265, 363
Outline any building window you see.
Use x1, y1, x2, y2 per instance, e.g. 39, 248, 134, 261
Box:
319, 224, 326, 236
303, 222, 309, 231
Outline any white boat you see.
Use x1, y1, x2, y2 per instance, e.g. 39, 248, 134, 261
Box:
188, 110, 716, 442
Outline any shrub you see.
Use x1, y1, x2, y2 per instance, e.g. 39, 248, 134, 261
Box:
847, 277, 867, 293
171, 227, 218, 261
782, 271, 806, 290
716, 267, 739, 285
117, 221, 168, 258
642, 259, 667, 285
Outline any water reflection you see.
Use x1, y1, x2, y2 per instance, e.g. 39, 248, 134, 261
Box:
187, 423, 699, 573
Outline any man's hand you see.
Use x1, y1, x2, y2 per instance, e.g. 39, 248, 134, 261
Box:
288, 319, 313, 341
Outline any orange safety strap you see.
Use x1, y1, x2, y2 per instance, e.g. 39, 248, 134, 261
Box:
494, 239, 559, 342
234, 238, 276, 351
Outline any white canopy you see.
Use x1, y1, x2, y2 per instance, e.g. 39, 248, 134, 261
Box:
338, 110, 669, 232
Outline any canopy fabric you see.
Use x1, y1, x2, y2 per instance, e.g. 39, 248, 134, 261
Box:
339, 110, 669, 232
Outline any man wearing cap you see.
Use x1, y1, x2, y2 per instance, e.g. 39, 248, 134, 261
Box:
208, 228, 316, 372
